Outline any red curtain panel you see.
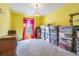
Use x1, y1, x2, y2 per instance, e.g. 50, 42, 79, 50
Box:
22, 17, 35, 40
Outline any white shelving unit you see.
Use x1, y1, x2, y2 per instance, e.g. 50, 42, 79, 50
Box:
40, 25, 58, 45
41, 25, 45, 40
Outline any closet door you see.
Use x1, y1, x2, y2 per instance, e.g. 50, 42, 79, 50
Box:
22, 17, 34, 39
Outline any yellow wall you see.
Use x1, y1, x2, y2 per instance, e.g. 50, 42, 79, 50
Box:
11, 11, 43, 40
34, 16, 44, 30
11, 11, 24, 40
0, 4, 11, 36
44, 3, 79, 26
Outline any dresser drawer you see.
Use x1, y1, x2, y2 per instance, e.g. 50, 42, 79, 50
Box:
0, 40, 16, 50
0, 49, 16, 56
0, 36, 16, 56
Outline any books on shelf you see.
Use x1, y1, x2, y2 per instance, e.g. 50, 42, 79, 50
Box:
40, 24, 58, 45
44, 25, 50, 42
49, 25, 58, 45
41, 25, 45, 40
59, 26, 73, 51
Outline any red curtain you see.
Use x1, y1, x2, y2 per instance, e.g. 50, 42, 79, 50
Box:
22, 17, 35, 40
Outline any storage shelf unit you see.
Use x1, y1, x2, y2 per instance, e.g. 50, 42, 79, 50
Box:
59, 26, 73, 51
35, 27, 41, 39
40, 24, 58, 45
49, 25, 58, 45
41, 25, 45, 40
74, 26, 79, 55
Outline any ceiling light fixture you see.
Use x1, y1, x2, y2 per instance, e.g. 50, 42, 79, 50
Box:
34, 3, 40, 16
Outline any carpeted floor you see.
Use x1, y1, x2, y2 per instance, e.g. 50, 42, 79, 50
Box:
16, 39, 76, 56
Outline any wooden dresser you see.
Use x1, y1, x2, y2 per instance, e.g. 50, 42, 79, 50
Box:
0, 36, 16, 56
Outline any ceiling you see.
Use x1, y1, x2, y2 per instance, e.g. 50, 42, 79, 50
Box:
9, 3, 65, 16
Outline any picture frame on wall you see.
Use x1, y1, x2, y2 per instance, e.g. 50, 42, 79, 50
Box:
70, 13, 79, 26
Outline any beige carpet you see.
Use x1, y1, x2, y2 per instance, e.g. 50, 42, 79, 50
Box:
16, 39, 76, 56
